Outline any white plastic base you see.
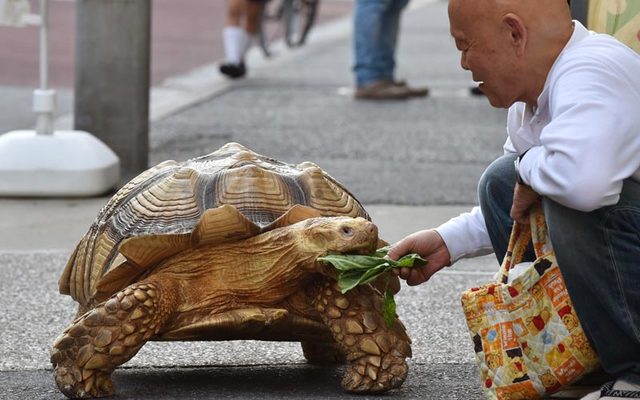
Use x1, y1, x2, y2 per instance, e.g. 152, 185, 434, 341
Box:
0, 129, 120, 197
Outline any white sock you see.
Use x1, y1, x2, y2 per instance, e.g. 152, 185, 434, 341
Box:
223, 26, 248, 64
240, 34, 256, 59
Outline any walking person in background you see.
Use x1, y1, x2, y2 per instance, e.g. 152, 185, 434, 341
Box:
353, 0, 429, 100
219, 0, 264, 79
388, 0, 640, 398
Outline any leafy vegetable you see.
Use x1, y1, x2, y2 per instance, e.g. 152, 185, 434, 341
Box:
318, 246, 427, 328
383, 290, 397, 329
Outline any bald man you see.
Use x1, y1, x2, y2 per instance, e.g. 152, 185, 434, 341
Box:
388, 0, 640, 398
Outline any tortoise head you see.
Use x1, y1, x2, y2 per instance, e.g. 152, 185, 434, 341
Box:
302, 216, 378, 256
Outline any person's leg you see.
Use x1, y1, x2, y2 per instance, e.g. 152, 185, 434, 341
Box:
220, 0, 250, 78
377, 0, 410, 82
245, 0, 262, 35
223, 0, 249, 64
352, 0, 428, 99
543, 180, 640, 381
241, 0, 263, 57
353, 0, 387, 88
220, 0, 261, 70
477, 153, 535, 264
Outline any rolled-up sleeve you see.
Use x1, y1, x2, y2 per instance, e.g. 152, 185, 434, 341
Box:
435, 206, 494, 264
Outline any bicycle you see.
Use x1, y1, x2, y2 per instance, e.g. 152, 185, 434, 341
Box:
258, 0, 319, 58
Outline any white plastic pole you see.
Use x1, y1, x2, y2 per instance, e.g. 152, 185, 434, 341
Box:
39, 0, 47, 89
34, 0, 55, 136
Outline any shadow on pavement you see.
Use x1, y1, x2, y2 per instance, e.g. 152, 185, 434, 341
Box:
1, 362, 484, 399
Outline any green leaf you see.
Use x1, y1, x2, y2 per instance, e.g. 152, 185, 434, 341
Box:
337, 270, 366, 292
383, 289, 397, 329
374, 245, 392, 258
318, 245, 428, 322
317, 254, 387, 271
319, 247, 427, 326
335, 264, 389, 293
355, 263, 391, 286
395, 253, 428, 268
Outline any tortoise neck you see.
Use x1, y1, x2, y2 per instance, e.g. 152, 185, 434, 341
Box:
156, 227, 324, 309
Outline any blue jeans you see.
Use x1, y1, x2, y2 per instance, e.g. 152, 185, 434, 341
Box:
478, 154, 640, 380
353, 0, 410, 87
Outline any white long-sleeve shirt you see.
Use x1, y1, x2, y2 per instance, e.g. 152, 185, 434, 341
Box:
437, 21, 640, 264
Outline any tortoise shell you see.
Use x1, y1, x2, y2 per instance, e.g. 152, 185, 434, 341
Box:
59, 142, 370, 306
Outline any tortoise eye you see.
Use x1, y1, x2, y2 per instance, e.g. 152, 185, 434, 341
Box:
342, 226, 354, 236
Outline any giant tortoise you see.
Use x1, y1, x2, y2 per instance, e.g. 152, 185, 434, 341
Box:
51, 142, 411, 398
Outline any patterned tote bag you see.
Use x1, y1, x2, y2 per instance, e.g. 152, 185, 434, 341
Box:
461, 203, 600, 399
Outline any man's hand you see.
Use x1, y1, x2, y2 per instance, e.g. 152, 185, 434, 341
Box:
386, 229, 452, 286
510, 183, 540, 224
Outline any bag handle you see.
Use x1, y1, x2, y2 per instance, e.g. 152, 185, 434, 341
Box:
496, 202, 551, 283
529, 202, 553, 256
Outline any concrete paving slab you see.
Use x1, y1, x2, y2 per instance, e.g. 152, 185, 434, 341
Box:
0, 197, 110, 252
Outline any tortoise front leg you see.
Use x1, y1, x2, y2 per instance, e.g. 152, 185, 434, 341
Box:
50, 280, 176, 398
314, 281, 411, 393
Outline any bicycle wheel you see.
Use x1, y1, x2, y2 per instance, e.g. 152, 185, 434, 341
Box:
258, 0, 287, 57
284, 0, 318, 47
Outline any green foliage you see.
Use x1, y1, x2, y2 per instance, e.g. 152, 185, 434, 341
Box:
383, 289, 397, 329
318, 246, 427, 328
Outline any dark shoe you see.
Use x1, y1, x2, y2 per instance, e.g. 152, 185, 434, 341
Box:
219, 62, 246, 79
393, 80, 429, 97
354, 80, 426, 100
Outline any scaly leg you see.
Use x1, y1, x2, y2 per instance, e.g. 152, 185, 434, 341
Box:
314, 281, 412, 393
50, 280, 176, 398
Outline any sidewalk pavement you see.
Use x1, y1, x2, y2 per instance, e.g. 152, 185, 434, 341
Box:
0, 1, 534, 399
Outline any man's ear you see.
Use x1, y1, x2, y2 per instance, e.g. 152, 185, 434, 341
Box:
503, 13, 527, 56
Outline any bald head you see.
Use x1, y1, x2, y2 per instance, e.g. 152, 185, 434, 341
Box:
448, 0, 573, 107
449, 0, 570, 24
449, 0, 572, 48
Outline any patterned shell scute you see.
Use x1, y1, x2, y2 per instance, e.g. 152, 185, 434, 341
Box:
60, 142, 369, 305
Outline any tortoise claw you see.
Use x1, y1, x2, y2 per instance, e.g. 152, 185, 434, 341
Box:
51, 363, 115, 398
341, 352, 408, 393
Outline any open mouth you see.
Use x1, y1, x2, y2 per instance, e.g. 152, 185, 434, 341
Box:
350, 242, 378, 255
328, 249, 372, 257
